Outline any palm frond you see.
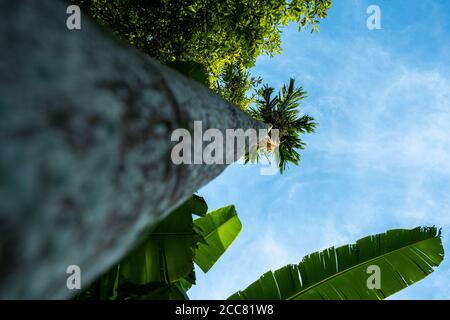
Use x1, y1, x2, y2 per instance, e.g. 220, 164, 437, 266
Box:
247, 78, 315, 173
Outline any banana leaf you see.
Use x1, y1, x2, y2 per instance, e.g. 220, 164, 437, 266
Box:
229, 226, 444, 300
194, 205, 242, 273
119, 196, 206, 285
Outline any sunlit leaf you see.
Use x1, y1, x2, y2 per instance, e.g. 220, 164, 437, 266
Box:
229, 227, 444, 300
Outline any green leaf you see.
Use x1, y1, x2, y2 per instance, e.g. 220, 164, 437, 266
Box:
176, 277, 195, 294
119, 197, 201, 286
190, 195, 208, 217
229, 226, 444, 300
117, 280, 188, 300
98, 265, 119, 300
166, 61, 209, 86
194, 205, 242, 273
77, 195, 210, 300
75, 265, 119, 300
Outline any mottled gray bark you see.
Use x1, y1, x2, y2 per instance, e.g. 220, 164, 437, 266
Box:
0, 0, 265, 299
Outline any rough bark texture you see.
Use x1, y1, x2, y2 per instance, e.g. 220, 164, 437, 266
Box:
0, 0, 266, 299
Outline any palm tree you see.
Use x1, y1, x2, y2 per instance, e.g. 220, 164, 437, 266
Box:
246, 78, 316, 173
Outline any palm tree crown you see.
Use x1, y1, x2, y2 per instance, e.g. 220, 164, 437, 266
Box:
247, 78, 316, 173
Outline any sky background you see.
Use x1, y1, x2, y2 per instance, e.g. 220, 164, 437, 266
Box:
190, 0, 450, 300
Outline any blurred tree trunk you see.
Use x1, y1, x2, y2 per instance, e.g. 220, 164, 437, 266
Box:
0, 0, 265, 298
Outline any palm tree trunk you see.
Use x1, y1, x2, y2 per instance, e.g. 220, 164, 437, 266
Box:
0, 0, 265, 298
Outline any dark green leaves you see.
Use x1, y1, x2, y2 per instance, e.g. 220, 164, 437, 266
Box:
229, 227, 444, 300
188, 194, 208, 217
166, 61, 209, 86
74, 0, 331, 110
119, 200, 199, 286
78, 195, 242, 300
77, 195, 207, 300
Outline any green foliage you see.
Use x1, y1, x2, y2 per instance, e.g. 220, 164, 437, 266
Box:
73, 0, 332, 109
194, 205, 242, 273
246, 78, 316, 173
118, 201, 200, 287
73, 0, 325, 173
214, 62, 263, 110
79, 221, 444, 300
166, 61, 209, 86
77, 195, 242, 300
228, 227, 444, 300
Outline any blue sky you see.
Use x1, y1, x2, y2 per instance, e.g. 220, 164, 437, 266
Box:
190, 0, 450, 300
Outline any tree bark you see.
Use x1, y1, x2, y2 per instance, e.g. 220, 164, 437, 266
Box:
0, 0, 265, 299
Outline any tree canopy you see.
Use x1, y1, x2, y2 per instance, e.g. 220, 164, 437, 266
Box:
74, 0, 332, 109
